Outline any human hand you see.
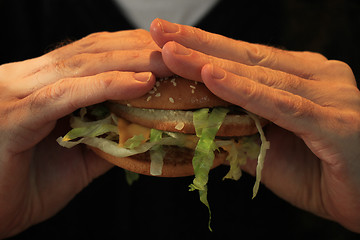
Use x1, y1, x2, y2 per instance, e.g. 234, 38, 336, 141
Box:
150, 19, 360, 232
0, 29, 170, 238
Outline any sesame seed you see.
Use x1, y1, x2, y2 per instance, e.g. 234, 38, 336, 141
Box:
175, 122, 185, 130
169, 97, 175, 103
155, 93, 161, 97
191, 89, 195, 94
146, 96, 152, 102
156, 81, 160, 87
190, 85, 196, 89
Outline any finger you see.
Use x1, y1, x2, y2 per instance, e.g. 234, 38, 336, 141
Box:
201, 64, 323, 136
55, 49, 171, 79
15, 49, 171, 98
162, 41, 316, 99
151, 18, 326, 78
20, 71, 155, 126
50, 29, 160, 59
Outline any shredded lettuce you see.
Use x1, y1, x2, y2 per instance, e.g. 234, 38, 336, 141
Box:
190, 108, 229, 191
222, 141, 246, 180
189, 107, 229, 231
123, 135, 146, 149
57, 132, 183, 158
247, 112, 270, 198
218, 136, 260, 181
62, 116, 118, 142
149, 129, 165, 176
125, 170, 140, 185
57, 105, 270, 231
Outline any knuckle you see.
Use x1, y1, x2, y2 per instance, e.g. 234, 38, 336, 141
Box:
133, 28, 149, 36
0, 102, 16, 126
76, 31, 110, 52
241, 82, 261, 108
126, 50, 142, 61
134, 28, 148, 34
244, 43, 262, 65
96, 72, 116, 89
251, 66, 271, 84
55, 53, 89, 77
299, 51, 328, 61
100, 51, 116, 63
84, 31, 110, 40
254, 67, 304, 92
322, 60, 355, 80
309, 51, 328, 61
247, 44, 281, 67
262, 47, 281, 67
280, 73, 304, 91
275, 92, 314, 119
193, 27, 213, 46
94, 71, 123, 99
132, 29, 156, 48
29, 78, 74, 113
35, 79, 67, 105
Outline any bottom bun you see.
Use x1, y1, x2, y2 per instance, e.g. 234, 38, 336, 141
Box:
90, 145, 228, 177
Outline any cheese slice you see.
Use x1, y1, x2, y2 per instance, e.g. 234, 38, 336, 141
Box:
118, 117, 151, 147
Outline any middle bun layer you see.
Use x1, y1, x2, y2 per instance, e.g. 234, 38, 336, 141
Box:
108, 104, 268, 137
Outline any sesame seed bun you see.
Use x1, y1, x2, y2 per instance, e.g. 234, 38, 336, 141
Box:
115, 76, 231, 110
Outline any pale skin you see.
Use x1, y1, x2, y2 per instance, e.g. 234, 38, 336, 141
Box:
0, 29, 171, 238
1, 19, 359, 237
150, 18, 360, 232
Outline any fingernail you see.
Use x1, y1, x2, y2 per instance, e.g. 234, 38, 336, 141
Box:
157, 18, 179, 33
134, 72, 152, 82
173, 42, 191, 56
210, 65, 225, 80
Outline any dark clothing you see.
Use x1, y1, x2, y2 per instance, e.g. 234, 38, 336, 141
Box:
1, 0, 360, 239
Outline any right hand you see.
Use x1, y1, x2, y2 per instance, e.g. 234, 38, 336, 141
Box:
150, 19, 360, 232
0, 29, 171, 238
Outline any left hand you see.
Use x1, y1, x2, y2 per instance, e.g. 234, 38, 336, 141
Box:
150, 18, 360, 232
0, 29, 171, 238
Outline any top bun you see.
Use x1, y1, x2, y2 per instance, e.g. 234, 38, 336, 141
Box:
113, 76, 231, 110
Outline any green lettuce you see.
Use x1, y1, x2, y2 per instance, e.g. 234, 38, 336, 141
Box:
189, 107, 229, 231
57, 106, 269, 231
247, 112, 270, 198
125, 170, 140, 185
149, 129, 166, 176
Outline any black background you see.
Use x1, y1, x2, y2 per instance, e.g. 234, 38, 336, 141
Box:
1, 0, 360, 239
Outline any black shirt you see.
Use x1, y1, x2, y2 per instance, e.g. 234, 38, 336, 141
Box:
1, 0, 360, 239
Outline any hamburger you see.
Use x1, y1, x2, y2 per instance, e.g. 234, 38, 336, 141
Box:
57, 76, 270, 220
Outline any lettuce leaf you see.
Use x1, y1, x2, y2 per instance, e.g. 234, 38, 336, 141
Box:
149, 129, 165, 176
123, 135, 146, 149
125, 170, 140, 185
189, 107, 229, 231
247, 112, 270, 199
57, 132, 182, 158
62, 120, 118, 142
190, 108, 229, 191
57, 106, 269, 231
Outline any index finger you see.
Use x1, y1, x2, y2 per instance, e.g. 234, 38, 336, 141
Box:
150, 18, 326, 78
201, 64, 324, 138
